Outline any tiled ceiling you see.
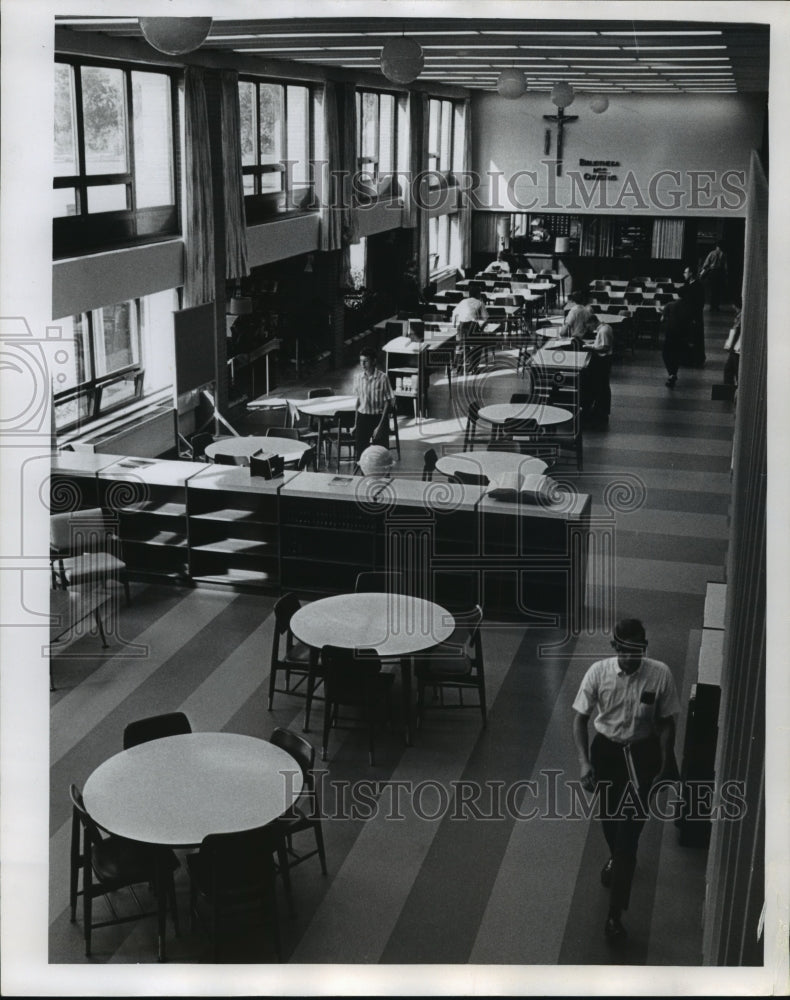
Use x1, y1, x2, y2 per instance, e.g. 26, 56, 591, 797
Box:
56, 16, 769, 94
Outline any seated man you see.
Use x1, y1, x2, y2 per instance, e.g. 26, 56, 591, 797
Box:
483, 251, 511, 275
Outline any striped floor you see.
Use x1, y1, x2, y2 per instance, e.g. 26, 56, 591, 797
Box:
49, 310, 737, 976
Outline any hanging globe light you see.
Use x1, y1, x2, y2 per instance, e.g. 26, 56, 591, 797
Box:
496, 68, 527, 99
139, 17, 213, 56
551, 81, 575, 108
380, 36, 424, 84
590, 96, 610, 114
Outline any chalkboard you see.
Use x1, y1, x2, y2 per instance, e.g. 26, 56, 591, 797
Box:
173, 302, 216, 395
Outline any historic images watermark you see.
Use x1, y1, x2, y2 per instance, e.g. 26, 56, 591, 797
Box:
279, 769, 748, 824
295, 159, 748, 214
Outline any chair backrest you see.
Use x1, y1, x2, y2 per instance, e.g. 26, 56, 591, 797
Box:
50, 508, 114, 554
386, 320, 404, 340
444, 290, 464, 303
503, 417, 539, 435
307, 388, 333, 399
266, 427, 299, 439
336, 410, 356, 429
213, 453, 239, 466
320, 645, 383, 703
467, 281, 485, 297
123, 711, 192, 749
354, 571, 404, 593
422, 448, 438, 481
198, 827, 277, 901
273, 592, 301, 638
269, 726, 315, 777
70, 782, 102, 854
298, 447, 316, 471
510, 393, 530, 404
452, 469, 487, 487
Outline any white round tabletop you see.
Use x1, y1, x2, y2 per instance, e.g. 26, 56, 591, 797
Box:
83, 732, 303, 848
593, 313, 629, 324
291, 395, 357, 417
435, 450, 548, 482
478, 402, 572, 427
290, 593, 454, 658
205, 435, 309, 460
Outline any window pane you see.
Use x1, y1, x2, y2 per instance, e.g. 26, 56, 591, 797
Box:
379, 94, 395, 177
243, 173, 255, 195
81, 66, 128, 175
361, 92, 378, 164
131, 71, 173, 208
57, 314, 89, 390
239, 82, 256, 166
54, 393, 92, 430
452, 103, 465, 172
54, 63, 78, 176
428, 99, 440, 159
440, 101, 452, 171
53, 187, 78, 217
286, 86, 310, 186
87, 184, 128, 213
101, 374, 139, 410
348, 237, 367, 290
94, 302, 137, 377
259, 83, 283, 164
261, 168, 283, 193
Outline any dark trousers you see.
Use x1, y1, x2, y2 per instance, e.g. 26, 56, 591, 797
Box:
662, 338, 682, 378
591, 733, 661, 916
355, 412, 388, 460
584, 354, 612, 418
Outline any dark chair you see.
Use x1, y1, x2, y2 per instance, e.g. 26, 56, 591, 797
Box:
266, 427, 300, 439
388, 407, 401, 461
443, 290, 464, 303
467, 281, 485, 298
509, 393, 531, 404
268, 592, 314, 711
385, 320, 405, 341
123, 712, 192, 749
625, 291, 643, 305
415, 604, 487, 729
212, 452, 240, 466
332, 410, 357, 472
451, 469, 488, 487
634, 305, 661, 349
320, 645, 394, 765
268, 727, 327, 915
50, 507, 131, 605
69, 784, 179, 959
187, 826, 280, 963
354, 571, 404, 594
190, 432, 215, 461
462, 400, 483, 451
422, 448, 438, 481
431, 570, 480, 617
297, 447, 317, 471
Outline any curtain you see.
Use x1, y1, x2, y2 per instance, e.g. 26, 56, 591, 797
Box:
316, 81, 360, 255
220, 70, 248, 281
457, 99, 473, 269
340, 83, 359, 248
651, 217, 684, 259
183, 67, 215, 308
404, 92, 430, 292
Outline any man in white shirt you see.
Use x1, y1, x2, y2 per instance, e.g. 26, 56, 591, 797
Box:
572, 618, 680, 945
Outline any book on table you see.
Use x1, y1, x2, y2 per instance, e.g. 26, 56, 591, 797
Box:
486, 472, 560, 504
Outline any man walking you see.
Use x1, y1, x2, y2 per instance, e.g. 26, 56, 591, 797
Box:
572, 619, 680, 945
353, 347, 394, 461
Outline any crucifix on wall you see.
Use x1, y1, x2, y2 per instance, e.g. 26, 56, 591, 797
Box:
543, 107, 579, 176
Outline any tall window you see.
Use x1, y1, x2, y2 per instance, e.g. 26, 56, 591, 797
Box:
427, 98, 464, 275
53, 290, 176, 434
53, 60, 178, 258
355, 90, 396, 191
239, 79, 313, 220
427, 98, 455, 177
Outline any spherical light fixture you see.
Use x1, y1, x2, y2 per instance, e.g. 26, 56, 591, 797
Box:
551, 81, 575, 108
496, 68, 527, 100
139, 17, 213, 56
590, 96, 610, 114
380, 36, 424, 85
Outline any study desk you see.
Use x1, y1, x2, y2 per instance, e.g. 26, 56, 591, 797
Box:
435, 450, 548, 483
290, 591, 454, 744
83, 732, 302, 960
205, 434, 309, 465
478, 402, 573, 429
530, 346, 591, 372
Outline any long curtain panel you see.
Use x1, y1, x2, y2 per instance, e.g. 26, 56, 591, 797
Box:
220, 69, 249, 281
457, 99, 473, 270
183, 66, 215, 308
316, 82, 343, 252
651, 217, 685, 259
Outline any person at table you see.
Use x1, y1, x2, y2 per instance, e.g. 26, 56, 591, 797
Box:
353, 347, 394, 461
483, 251, 511, 275
581, 320, 614, 428
572, 617, 680, 946
560, 291, 596, 343
451, 293, 488, 373
682, 265, 706, 368
660, 286, 691, 389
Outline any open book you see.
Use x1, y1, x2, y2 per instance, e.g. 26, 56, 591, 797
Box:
486, 472, 559, 504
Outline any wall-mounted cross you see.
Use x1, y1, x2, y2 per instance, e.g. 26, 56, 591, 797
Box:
543, 107, 579, 176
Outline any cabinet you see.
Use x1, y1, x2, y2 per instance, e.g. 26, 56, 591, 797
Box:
97, 458, 208, 579
186, 466, 294, 587
50, 451, 126, 512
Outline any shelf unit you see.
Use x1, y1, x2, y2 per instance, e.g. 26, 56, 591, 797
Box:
50, 451, 127, 512
185, 466, 296, 588
97, 458, 209, 578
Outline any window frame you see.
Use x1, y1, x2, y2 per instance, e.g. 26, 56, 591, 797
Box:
239, 76, 315, 223
52, 300, 144, 434
53, 56, 180, 260
355, 87, 398, 193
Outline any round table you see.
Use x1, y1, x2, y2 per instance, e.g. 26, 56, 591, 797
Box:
205, 435, 309, 464
435, 450, 547, 483
290, 395, 358, 462
83, 732, 302, 959
478, 402, 572, 428
290, 592, 454, 743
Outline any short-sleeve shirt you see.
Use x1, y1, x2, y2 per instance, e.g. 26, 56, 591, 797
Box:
592, 323, 614, 357
452, 297, 487, 326
353, 368, 393, 415
561, 303, 596, 341
572, 656, 680, 743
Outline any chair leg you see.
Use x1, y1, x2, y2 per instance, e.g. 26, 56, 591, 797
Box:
314, 822, 328, 876
267, 662, 278, 711
276, 842, 296, 917
321, 697, 332, 762
167, 871, 180, 937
